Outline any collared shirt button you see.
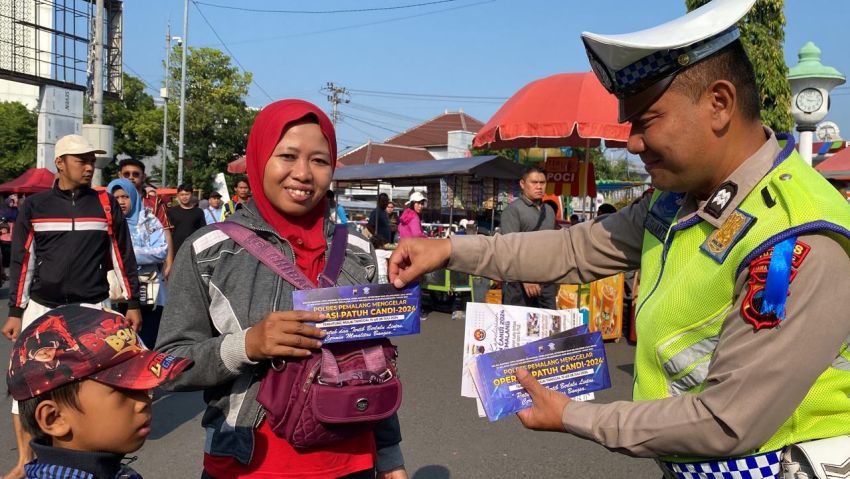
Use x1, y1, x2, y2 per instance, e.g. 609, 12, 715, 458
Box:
296, 238, 304, 245
779, 174, 792, 181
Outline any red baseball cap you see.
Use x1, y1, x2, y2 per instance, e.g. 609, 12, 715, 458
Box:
7, 304, 192, 401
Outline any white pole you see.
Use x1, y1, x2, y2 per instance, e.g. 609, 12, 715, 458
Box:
798, 128, 814, 166
161, 21, 170, 187
92, 0, 104, 123
177, 0, 189, 186
91, 0, 105, 186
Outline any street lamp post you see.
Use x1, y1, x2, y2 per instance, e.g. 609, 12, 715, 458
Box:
161, 28, 182, 188
787, 42, 845, 166
177, 0, 189, 186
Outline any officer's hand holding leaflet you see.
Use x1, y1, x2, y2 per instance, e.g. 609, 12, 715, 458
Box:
515, 368, 571, 432
389, 238, 452, 288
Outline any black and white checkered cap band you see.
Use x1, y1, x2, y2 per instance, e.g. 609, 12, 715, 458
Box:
661, 449, 782, 479
590, 26, 741, 99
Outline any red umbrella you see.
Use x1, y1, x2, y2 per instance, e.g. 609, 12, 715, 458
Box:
228, 156, 246, 174
474, 72, 630, 149
0, 168, 56, 194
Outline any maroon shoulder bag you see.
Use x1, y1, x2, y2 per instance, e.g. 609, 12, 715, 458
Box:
214, 222, 402, 450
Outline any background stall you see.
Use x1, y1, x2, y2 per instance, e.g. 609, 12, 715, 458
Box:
335, 155, 524, 308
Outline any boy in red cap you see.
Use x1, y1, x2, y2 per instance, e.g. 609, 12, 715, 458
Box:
6, 304, 192, 479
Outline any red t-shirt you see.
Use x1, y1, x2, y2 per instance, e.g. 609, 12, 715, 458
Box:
203, 419, 375, 478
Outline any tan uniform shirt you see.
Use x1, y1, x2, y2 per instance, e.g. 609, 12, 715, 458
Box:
448, 132, 850, 458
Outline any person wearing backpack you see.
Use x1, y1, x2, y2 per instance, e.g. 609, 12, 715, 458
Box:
1, 134, 141, 479
156, 100, 406, 479
498, 165, 558, 309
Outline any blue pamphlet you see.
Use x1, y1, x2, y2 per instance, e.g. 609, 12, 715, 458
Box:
293, 283, 420, 344
470, 327, 610, 421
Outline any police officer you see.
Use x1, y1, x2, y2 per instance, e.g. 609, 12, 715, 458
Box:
388, 0, 850, 476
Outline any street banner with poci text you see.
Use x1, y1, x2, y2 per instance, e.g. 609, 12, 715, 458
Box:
543, 157, 596, 197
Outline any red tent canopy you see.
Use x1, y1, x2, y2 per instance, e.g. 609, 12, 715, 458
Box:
815, 147, 850, 180
0, 168, 56, 194
474, 72, 630, 149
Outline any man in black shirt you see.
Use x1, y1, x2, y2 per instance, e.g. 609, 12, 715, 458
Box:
167, 184, 207, 254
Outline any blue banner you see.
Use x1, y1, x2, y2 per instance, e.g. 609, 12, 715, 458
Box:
293, 283, 421, 344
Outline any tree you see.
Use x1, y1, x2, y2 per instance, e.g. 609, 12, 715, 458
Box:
165, 46, 257, 192
686, 0, 793, 132
104, 73, 162, 160
574, 147, 634, 181
0, 101, 38, 183
94, 73, 164, 180
469, 147, 518, 161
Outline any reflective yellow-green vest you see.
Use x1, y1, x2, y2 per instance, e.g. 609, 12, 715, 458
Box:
634, 143, 850, 459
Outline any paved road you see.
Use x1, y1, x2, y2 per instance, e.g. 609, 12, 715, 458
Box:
0, 289, 659, 478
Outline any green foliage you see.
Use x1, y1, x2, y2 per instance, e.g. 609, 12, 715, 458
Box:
104, 73, 163, 160
91, 73, 164, 180
686, 0, 793, 132
0, 101, 38, 183
165, 46, 257, 192
468, 147, 518, 161
576, 147, 635, 181
83, 74, 159, 180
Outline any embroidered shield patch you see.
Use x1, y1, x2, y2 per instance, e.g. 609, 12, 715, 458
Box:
700, 209, 756, 264
741, 240, 811, 330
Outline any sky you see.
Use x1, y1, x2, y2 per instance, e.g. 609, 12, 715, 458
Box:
122, 0, 850, 155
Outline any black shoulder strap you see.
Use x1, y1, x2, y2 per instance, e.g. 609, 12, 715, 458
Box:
531, 204, 547, 232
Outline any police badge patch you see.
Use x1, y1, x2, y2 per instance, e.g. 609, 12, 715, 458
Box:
700, 209, 756, 263
741, 240, 810, 330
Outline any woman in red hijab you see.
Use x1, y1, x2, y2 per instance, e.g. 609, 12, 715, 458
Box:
157, 100, 407, 479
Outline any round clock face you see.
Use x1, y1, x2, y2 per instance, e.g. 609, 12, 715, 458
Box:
796, 88, 824, 113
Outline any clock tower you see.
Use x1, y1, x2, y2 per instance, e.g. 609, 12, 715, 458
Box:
787, 42, 845, 165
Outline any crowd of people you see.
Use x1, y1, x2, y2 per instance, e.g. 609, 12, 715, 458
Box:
3, 1, 850, 478
0, 100, 410, 479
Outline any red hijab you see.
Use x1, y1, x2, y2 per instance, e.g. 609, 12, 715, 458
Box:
245, 99, 337, 285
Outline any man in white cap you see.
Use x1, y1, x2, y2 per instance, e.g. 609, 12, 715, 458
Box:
1, 134, 141, 479
388, 0, 850, 475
